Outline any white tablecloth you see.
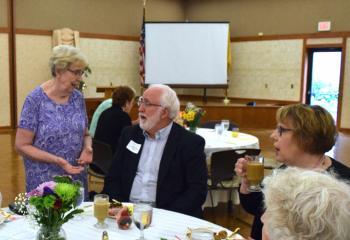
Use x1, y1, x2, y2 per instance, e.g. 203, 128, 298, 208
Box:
196, 128, 260, 208
196, 128, 260, 159
0, 203, 244, 240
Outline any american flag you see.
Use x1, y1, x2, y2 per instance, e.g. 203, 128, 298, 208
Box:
139, 6, 146, 85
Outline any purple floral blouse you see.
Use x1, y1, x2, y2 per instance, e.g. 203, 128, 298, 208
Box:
19, 86, 88, 193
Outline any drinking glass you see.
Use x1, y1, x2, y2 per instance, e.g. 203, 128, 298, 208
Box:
221, 119, 230, 132
246, 155, 264, 192
231, 127, 240, 137
77, 187, 84, 206
73, 187, 85, 220
133, 203, 153, 240
215, 124, 223, 137
93, 194, 109, 229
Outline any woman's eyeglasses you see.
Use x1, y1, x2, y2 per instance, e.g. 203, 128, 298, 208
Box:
276, 126, 293, 136
137, 97, 162, 108
67, 69, 85, 76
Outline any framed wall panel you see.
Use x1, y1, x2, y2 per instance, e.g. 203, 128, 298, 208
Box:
0, 33, 10, 127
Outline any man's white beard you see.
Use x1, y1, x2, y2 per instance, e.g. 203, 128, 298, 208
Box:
139, 110, 162, 132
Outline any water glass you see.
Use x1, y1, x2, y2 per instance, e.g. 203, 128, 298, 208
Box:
246, 155, 264, 192
133, 203, 153, 240
93, 194, 109, 229
215, 124, 223, 136
221, 119, 230, 131
77, 187, 84, 206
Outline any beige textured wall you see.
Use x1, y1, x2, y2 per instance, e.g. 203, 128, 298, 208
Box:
16, 35, 52, 120
0, 0, 7, 27
186, 0, 350, 37
306, 38, 343, 45
15, 35, 141, 111
340, 38, 350, 128
15, 0, 184, 36
0, 33, 10, 127
175, 40, 303, 101
228, 40, 302, 101
79, 38, 141, 98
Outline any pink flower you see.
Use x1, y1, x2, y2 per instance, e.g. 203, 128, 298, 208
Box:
26, 181, 57, 197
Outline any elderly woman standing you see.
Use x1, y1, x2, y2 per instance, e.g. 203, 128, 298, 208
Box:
262, 167, 350, 240
15, 45, 92, 194
235, 104, 350, 240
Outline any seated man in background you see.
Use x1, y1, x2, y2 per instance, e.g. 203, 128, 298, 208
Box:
262, 167, 350, 240
94, 86, 136, 154
102, 84, 208, 218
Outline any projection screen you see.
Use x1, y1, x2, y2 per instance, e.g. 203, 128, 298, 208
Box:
145, 22, 229, 87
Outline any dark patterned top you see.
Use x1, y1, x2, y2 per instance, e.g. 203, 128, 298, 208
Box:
19, 86, 88, 193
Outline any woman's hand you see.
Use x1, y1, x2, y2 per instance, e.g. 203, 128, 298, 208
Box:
57, 157, 84, 174
235, 157, 250, 194
77, 147, 93, 165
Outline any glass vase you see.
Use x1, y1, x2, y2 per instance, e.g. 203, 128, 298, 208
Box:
36, 225, 66, 240
189, 126, 197, 133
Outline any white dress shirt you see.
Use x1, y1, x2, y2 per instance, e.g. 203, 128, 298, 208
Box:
129, 122, 173, 203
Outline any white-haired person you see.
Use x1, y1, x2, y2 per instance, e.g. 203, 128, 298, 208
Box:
15, 45, 92, 197
261, 167, 350, 240
235, 104, 350, 240
102, 84, 208, 218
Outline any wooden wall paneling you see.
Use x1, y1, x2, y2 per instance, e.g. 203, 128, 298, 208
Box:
337, 37, 347, 129
85, 98, 279, 129
8, 0, 15, 128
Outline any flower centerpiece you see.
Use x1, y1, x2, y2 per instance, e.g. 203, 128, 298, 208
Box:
26, 176, 84, 240
180, 102, 205, 132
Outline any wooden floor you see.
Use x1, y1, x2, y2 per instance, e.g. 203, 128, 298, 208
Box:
1, 128, 349, 238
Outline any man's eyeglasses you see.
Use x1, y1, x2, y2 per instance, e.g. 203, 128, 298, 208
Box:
137, 97, 162, 108
67, 69, 85, 76
276, 126, 293, 136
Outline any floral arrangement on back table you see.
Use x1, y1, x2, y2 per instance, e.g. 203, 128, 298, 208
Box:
180, 102, 205, 132
26, 176, 83, 240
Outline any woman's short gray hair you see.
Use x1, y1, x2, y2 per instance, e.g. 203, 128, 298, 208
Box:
149, 84, 180, 120
262, 167, 350, 240
49, 45, 88, 77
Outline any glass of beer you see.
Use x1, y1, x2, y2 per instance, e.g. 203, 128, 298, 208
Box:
246, 155, 264, 192
93, 194, 109, 229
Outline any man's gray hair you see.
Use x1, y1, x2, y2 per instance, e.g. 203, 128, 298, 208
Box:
262, 167, 350, 240
149, 84, 179, 120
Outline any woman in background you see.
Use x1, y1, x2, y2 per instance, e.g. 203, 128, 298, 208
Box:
235, 104, 350, 240
94, 85, 136, 154
15, 45, 92, 194
262, 167, 350, 240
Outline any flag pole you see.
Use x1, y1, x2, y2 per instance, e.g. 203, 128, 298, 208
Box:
139, 0, 147, 95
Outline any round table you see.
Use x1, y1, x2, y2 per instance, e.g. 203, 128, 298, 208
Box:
0, 203, 244, 239
196, 128, 259, 159
196, 128, 259, 207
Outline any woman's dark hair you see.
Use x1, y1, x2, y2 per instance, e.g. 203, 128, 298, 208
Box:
112, 86, 136, 107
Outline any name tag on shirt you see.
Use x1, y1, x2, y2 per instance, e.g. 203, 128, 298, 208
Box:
126, 140, 141, 154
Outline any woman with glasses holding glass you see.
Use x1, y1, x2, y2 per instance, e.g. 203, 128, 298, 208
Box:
15, 45, 92, 196
234, 103, 350, 240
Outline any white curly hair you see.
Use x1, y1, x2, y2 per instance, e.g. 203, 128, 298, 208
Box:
262, 167, 350, 240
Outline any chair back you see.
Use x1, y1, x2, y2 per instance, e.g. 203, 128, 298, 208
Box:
89, 139, 113, 177
201, 120, 239, 130
210, 148, 261, 187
